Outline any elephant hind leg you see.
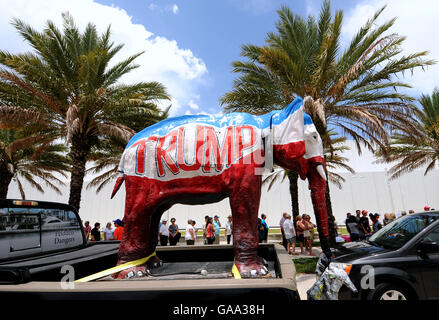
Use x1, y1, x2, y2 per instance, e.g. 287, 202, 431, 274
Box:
229, 173, 268, 277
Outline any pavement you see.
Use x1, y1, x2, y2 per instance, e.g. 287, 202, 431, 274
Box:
296, 274, 317, 300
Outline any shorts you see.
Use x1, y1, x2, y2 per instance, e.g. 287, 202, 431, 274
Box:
297, 234, 304, 243
286, 237, 296, 244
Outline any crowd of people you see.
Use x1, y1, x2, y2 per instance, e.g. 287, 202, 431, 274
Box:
83, 219, 124, 242
82, 205, 435, 246
342, 206, 435, 242
279, 212, 316, 256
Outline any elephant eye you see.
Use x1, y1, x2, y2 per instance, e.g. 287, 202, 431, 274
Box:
313, 135, 317, 140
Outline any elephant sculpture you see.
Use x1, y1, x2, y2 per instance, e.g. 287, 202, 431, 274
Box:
111, 96, 330, 278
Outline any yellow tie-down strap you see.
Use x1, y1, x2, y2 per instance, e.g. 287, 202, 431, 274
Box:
75, 251, 157, 283
231, 262, 242, 279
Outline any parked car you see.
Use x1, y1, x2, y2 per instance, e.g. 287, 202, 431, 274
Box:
317, 211, 439, 300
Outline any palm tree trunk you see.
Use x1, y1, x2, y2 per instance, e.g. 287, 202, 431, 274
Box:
287, 170, 300, 224
68, 137, 89, 212
0, 165, 13, 198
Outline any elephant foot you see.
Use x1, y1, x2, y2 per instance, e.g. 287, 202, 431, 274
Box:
234, 257, 269, 278
113, 254, 163, 279
115, 265, 150, 279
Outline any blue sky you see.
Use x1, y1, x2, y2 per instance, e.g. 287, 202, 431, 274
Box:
0, 0, 438, 117
95, 0, 358, 114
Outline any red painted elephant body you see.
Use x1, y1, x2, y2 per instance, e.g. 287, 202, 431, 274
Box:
111, 97, 330, 278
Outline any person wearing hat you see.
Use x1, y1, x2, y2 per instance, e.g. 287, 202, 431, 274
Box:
359, 210, 371, 239
424, 206, 431, 211
213, 215, 221, 244
111, 219, 124, 240
159, 219, 169, 246
372, 213, 383, 233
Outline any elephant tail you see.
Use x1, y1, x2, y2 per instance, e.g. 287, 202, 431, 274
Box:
111, 172, 125, 199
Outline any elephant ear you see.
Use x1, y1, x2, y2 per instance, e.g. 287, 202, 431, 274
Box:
303, 96, 326, 127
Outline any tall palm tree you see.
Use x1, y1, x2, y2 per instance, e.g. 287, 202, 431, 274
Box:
0, 128, 69, 199
378, 89, 439, 179
220, 1, 434, 244
0, 13, 171, 211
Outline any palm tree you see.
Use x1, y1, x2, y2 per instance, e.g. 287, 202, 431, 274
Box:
220, 1, 434, 244
262, 130, 354, 224
0, 13, 171, 211
0, 128, 69, 199
377, 89, 439, 179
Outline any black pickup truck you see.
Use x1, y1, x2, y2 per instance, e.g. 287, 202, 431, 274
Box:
0, 198, 300, 303
0, 198, 120, 283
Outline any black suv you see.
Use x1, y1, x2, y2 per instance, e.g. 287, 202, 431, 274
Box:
320, 212, 439, 300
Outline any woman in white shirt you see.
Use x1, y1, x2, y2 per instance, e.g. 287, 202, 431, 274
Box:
185, 219, 195, 245
103, 222, 114, 240
159, 220, 169, 246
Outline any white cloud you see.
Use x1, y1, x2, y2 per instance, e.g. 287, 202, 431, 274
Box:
0, 0, 207, 115
342, 0, 439, 96
148, 3, 157, 11
188, 100, 200, 110
172, 4, 179, 15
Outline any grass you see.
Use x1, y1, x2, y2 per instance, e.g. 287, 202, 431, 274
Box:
294, 258, 318, 275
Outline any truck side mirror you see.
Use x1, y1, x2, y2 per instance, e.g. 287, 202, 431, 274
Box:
417, 240, 439, 258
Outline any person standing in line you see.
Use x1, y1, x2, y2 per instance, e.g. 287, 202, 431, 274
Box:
261, 214, 269, 243
185, 219, 195, 245
302, 214, 312, 252
91, 222, 101, 241
213, 215, 221, 244
257, 218, 264, 243
203, 215, 209, 245
205, 217, 216, 245
283, 214, 296, 255
159, 219, 169, 246
355, 210, 361, 223
372, 213, 383, 233
389, 213, 396, 223
409, 209, 415, 214
83, 221, 91, 241
225, 215, 233, 244
346, 215, 360, 241
400, 211, 407, 218
111, 219, 124, 241
345, 213, 352, 237
191, 220, 197, 242
103, 222, 113, 240
168, 218, 180, 246
359, 211, 371, 239
305, 215, 316, 256
296, 215, 305, 254
383, 213, 390, 226
279, 212, 288, 250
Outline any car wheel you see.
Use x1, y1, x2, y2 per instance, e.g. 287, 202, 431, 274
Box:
368, 283, 410, 300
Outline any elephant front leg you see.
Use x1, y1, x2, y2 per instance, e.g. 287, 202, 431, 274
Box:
229, 174, 268, 277
114, 189, 159, 279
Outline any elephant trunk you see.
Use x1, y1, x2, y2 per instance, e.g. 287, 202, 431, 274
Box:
307, 161, 332, 258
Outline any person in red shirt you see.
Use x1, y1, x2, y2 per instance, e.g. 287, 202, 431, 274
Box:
112, 219, 124, 240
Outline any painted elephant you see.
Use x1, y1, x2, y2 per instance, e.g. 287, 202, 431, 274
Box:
111, 96, 330, 278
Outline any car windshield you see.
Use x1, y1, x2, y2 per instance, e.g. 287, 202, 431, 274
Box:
368, 215, 439, 250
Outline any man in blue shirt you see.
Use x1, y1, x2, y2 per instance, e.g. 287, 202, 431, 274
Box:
213, 215, 221, 244
261, 214, 269, 243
